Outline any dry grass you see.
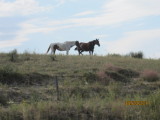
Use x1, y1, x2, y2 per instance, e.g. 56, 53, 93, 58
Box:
0, 53, 160, 120
141, 70, 159, 82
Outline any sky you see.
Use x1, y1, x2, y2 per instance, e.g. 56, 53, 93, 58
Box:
0, 0, 160, 58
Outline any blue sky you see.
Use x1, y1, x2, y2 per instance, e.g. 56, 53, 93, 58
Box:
0, 0, 160, 58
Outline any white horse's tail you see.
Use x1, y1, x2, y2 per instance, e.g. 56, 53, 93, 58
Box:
46, 44, 51, 54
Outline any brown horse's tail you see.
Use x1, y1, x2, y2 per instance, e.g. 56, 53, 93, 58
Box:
46, 44, 51, 54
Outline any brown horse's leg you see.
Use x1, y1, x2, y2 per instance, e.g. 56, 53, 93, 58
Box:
77, 48, 82, 55
78, 49, 81, 55
89, 50, 94, 55
80, 50, 83, 55
89, 49, 94, 55
91, 50, 94, 55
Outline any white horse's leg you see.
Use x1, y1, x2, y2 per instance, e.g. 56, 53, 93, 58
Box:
51, 46, 55, 55
51, 47, 53, 54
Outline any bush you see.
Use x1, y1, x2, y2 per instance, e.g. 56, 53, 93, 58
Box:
1, 65, 16, 73
8, 49, 18, 62
22, 50, 31, 61
96, 71, 111, 85
0, 65, 53, 85
129, 51, 144, 59
83, 72, 98, 83
0, 65, 23, 85
141, 70, 159, 82
107, 53, 122, 57
50, 55, 56, 61
0, 94, 8, 106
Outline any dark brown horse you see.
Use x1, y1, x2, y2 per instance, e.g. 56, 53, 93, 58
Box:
75, 39, 100, 55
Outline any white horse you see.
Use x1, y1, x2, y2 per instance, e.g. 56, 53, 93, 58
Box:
46, 41, 80, 55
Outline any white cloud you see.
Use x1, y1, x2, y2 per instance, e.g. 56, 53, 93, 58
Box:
102, 0, 160, 24
103, 29, 160, 58
23, 0, 160, 32
0, 19, 73, 49
0, 0, 51, 17
55, 0, 78, 7
94, 34, 109, 39
0, 35, 27, 49
52, 0, 160, 27
0, 0, 78, 17
74, 11, 95, 17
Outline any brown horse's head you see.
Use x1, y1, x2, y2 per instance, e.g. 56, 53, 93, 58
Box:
75, 41, 81, 49
94, 39, 100, 46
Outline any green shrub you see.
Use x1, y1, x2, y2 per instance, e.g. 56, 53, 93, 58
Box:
22, 50, 31, 61
0, 65, 23, 85
8, 49, 18, 62
129, 51, 144, 59
1, 65, 15, 73
83, 72, 98, 83
0, 94, 8, 106
107, 53, 122, 57
0, 65, 53, 85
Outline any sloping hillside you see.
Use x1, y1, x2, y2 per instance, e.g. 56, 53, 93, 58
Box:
0, 53, 160, 120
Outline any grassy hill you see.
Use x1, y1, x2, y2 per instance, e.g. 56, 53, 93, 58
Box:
0, 53, 160, 120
